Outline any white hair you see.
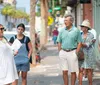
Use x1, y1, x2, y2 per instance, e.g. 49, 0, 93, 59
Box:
64, 15, 74, 23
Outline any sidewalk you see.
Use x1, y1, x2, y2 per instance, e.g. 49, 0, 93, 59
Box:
18, 40, 100, 85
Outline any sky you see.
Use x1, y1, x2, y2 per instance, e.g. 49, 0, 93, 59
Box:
16, 0, 30, 14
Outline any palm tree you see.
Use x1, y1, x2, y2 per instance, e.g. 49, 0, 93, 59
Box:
1, 5, 29, 29
30, 0, 36, 65
1, 5, 14, 29
1, 5, 29, 20
1, 5, 15, 15
40, 0, 49, 50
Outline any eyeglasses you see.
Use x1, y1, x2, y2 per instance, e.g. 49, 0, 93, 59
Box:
0, 28, 4, 31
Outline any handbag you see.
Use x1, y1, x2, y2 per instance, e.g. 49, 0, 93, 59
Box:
77, 50, 84, 61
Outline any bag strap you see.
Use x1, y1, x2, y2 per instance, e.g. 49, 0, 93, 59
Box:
14, 35, 27, 44
3, 36, 7, 41
24, 36, 27, 43
14, 35, 16, 40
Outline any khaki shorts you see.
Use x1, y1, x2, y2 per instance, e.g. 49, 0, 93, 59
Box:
59, 49, 79, 73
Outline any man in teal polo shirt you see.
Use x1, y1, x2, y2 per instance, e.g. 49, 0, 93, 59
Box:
57, 15, 82, 85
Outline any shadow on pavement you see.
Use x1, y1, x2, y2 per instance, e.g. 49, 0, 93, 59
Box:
19, 75, 63, 85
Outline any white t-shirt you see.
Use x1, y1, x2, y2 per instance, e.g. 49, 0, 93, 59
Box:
89, 29, 97, 39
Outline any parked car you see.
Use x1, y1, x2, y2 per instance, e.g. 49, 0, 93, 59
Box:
4, 31, 17, 41
4, 31, 30, 41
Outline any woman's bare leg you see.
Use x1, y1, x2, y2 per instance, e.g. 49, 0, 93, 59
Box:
79, 68, 84, 85
87, 69, 92, 85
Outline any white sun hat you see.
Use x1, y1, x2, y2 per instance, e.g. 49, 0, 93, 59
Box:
80, 19, 91, 29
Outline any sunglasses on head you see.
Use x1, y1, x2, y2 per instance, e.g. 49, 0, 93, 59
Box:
0, 28, 4, 31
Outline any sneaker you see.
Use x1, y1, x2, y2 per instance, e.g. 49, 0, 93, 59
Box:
82, 77, 88, 81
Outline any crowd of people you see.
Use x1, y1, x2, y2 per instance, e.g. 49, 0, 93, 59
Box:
0, 14, 100, 85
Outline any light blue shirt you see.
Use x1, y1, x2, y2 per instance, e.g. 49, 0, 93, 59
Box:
57, 26, 82, 50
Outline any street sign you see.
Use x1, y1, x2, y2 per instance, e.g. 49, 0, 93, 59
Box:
48, 16, 54, 26
54, 6, 61, 10
48, 6, 61, 12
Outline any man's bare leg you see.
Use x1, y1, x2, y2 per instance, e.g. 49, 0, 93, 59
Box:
63, 70, 68, 85
71, 72, 76, 85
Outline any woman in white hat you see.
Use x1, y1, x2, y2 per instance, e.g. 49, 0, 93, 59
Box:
78, 20, 96, 85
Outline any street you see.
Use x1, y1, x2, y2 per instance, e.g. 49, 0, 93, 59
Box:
18, 40, 100, 85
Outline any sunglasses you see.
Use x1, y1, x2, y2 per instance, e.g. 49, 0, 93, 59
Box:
0, 28, 4, 31
81, 26, 85, 27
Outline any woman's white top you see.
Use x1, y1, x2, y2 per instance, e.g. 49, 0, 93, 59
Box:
0, 38, 18, 85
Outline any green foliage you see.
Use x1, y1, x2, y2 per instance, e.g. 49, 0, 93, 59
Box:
36, 1, 40, 16
37, 3, 40, 7
48, 0, 61, 15
1, 5, 14, 15
36, 12, 41, 16
1, 4, 29, 22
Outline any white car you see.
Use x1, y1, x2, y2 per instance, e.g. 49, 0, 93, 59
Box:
4, 31, 17, 41
4, 31, 30, 41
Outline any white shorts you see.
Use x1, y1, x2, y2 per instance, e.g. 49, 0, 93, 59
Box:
59, 49, 79, 73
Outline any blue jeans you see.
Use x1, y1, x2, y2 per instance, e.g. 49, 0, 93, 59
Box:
53, 36, 57, 44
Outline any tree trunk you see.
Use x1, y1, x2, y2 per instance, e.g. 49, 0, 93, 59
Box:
40, 0, 48, 49
30, 0, 36, 64
44, 0, 49, 37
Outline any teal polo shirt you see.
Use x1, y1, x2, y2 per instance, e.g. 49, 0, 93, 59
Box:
57, 26, 82, 50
